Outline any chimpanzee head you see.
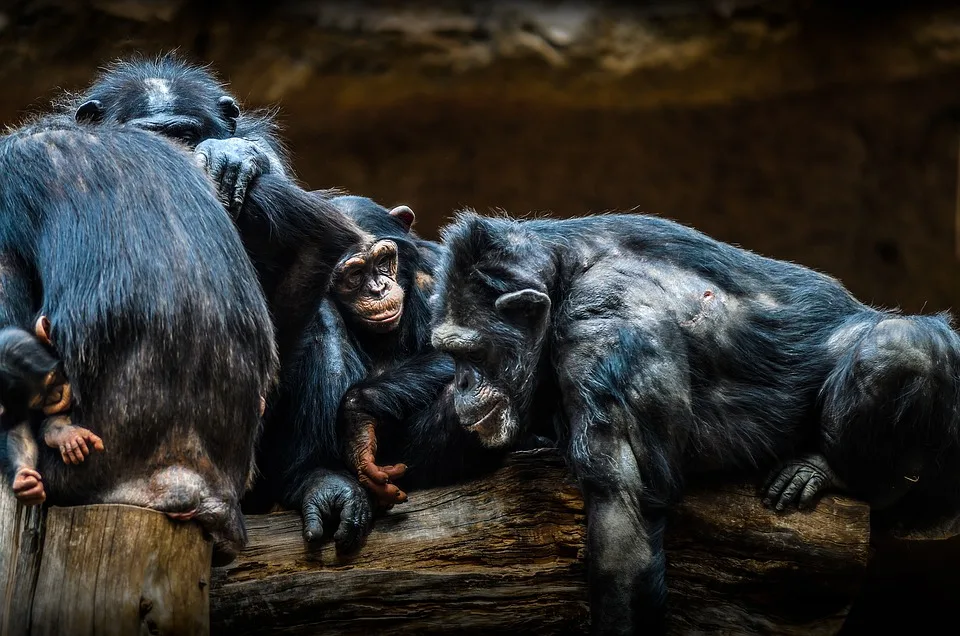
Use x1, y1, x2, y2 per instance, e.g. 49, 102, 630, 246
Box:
431, 212, 553, 448
330, 196, 418, 333
70, 53, 240, 147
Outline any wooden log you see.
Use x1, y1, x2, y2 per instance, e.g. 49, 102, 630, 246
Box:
0, 486, 45, 636
1, 497, 213, 635
211, 449, 870, 635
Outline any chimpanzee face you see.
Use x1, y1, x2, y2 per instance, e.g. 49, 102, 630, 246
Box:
334, 240, 405, 333
73, 61, 240, 147
431, 216, 552, 448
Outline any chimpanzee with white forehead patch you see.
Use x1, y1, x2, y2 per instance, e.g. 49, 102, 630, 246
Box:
65, 52, 286, 214
56, 54, 384, 551
429, 210, 960, 635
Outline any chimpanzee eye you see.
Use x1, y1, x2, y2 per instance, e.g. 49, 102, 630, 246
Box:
346, 270, 364, 290
376, 258, 391, 275
465, 349, 485, 366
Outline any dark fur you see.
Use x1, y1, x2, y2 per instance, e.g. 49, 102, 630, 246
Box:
60, 52, 288, 169
251, 196, 502, 548
431, 210, 960, 635
0, 115, 277, 562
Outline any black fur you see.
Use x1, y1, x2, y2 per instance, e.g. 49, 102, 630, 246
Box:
65, 53, 290, 213
251, 195, 502, 550
431, 210, 960, 635
0, 115, 277, 563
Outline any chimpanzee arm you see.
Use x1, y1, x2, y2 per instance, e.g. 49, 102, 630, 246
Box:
557, 318, 690, 635
269, 304, 374, 552
339, 352, 455, 505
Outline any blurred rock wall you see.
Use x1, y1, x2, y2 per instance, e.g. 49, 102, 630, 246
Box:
1, 1, 957, 312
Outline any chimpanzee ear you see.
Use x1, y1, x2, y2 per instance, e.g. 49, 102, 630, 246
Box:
495, 289, 551, 326
389, 205, 415, 233
218, 96, 240, 133
75, 100, 104, 124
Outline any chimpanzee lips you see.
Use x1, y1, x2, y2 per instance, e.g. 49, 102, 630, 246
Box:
362, 304, 404, 331
465, 400, 508, 442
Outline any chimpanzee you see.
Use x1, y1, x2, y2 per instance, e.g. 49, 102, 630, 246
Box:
64, 52, 287, 214
428, 210, 960, 635
250, 195, 502, 548
0, 114, 278, 565
70, 54, 384, 552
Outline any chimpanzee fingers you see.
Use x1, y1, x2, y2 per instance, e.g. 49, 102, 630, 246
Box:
87, 432, 105, 452
357, 473, 407, 506
301, 499, 326, 544
333, 490, 374, 555
358, 459, 391, 485
16, 483, 46, 506
797, 474, 826, 511
762, 463, 802, 508
232, 157, 261, 211
380, 464, 408, 480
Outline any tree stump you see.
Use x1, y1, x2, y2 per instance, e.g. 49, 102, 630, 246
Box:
0, 491, 212, 635
211, 449, 870, 635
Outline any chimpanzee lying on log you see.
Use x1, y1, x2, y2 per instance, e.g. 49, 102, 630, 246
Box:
403, 210, 960, 635
0, 115, 277, 565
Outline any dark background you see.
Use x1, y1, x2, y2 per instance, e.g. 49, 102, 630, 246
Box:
2, 0, 958, 631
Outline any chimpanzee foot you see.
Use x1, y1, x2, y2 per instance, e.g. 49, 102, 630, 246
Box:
42, 415, 105, 465
13, 467, 46, 506
301, 470, 374, 554
763, 453, 843, 512
345, 419, 408, 506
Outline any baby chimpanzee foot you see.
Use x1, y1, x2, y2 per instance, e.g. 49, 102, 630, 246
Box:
343, 415, 408, 507
763, 453, 843, 512
13, 467, 46, 506
42, 415, 105, 465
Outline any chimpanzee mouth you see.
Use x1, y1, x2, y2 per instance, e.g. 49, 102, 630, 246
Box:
363, 305, 404, 330
465, 399, 510, 444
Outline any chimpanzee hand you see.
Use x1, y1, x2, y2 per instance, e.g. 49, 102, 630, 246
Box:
342, 412, 408, 507
301, 470, 375, 554
762, 453, 842, 512
12, 467, 45, 505
0, 326, 61, 422
194, 137, 273, 215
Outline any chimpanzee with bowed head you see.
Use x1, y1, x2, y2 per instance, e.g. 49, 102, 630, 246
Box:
426, 209, 960, 635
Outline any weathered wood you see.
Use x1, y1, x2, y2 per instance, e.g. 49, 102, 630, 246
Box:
0, 487, 45, 636
2, 502, 214, 636
211, 449, 870, 635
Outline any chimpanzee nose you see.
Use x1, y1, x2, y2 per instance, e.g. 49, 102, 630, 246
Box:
456, 364, 478, 393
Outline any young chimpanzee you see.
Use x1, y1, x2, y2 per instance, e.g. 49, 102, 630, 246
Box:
250, 195, 502, 548
64, 52, 287, 215
428, 210, 960, 635
0, 114, 278, 565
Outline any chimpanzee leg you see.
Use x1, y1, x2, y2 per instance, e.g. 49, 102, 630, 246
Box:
559, 325, 688, 635
766, 314, 960, 512
340, 352, 455, 505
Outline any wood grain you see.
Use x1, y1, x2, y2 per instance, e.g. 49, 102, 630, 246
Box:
27, 504, 212, 636
211, 449, 870, 635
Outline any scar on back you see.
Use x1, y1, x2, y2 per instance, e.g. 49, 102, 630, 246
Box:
680, 289, 716, 328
